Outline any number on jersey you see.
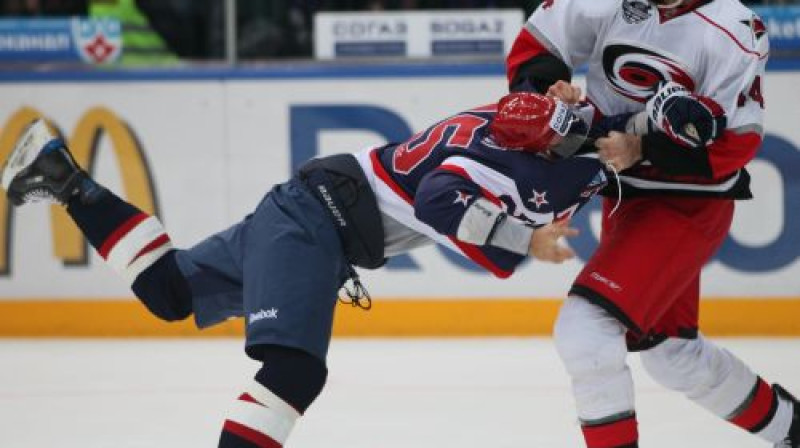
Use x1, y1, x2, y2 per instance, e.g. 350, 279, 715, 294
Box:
392, 114, 488, 175
738, 75, 764, 109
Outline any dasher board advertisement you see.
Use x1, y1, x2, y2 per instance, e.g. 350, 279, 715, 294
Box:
0, 18, 122, 64
0, 66, 798, 336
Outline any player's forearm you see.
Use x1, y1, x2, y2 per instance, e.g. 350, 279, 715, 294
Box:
639, 129, 761, 179
641, 133, 714, 177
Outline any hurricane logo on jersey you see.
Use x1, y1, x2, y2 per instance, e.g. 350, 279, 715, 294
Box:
621, 0, 652, 24
602, 44, 695, 103
741, 14, 767, 47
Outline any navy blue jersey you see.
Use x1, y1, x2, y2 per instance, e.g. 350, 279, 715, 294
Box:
355, 104, 606, 278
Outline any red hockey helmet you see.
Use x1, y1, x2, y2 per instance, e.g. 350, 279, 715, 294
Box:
489, 92, 589, 158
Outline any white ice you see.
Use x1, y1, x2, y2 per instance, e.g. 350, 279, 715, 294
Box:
0, 338, 798, 447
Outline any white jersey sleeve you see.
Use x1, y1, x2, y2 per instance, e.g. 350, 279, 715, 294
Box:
525, 0, 618, 68
696, 9, 769, 135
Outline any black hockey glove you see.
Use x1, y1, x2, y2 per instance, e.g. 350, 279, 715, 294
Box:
643, 81, 727, 148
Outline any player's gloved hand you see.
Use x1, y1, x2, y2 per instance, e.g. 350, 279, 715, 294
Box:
529, 219, 578, 264
640, 81, 727, 148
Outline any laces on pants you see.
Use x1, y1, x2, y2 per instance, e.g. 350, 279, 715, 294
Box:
340, 266, 372, 310
605, 161, 623, 218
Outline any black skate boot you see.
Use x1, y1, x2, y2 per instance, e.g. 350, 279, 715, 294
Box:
775, 384, 800, 448
1, 119, 86, 206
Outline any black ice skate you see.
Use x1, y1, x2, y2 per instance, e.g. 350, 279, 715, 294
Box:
775, 384, 800, 448
1, 119, 85, 206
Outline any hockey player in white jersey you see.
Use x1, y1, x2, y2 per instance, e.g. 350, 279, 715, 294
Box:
507, 0, 799, 447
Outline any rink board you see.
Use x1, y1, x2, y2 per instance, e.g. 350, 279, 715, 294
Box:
0, 63, 798, 336
0, 298, 799, 337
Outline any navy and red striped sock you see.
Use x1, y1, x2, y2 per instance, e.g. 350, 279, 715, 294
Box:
64, 182, 192, 321
66, 184, 173, 284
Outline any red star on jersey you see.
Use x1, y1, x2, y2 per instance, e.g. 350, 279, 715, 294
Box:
453, 190, 473, 207
529, 189, 549, 209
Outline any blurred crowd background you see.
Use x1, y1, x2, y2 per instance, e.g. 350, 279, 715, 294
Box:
0, 0, 797, 62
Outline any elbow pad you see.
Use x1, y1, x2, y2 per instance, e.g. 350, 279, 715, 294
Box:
456, 198, 506, 246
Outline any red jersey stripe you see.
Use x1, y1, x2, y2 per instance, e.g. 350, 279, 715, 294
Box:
707, 130, 762, 179
438, 164, 503, 206
506, 29, 552, 84
693, 10, 765, 59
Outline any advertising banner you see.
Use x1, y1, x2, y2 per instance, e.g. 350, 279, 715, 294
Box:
0, 18, 121, 64
313, 10, 524, 59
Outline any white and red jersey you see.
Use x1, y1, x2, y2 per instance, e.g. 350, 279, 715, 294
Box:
508, 0, 769, 197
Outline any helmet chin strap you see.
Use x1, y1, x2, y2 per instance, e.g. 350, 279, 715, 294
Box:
653, 0, 684, 8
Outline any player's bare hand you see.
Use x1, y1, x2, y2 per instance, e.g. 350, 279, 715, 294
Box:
546, 80, 582, 104
529, 219, 579, 263
596, 131, 643, 171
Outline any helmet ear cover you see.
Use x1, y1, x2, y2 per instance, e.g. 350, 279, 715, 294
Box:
489, 92, 589, 158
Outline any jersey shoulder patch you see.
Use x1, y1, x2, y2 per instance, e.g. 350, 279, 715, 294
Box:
696, 0, 769, 57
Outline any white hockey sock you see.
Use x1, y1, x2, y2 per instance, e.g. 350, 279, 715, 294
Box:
640, 336, 793, 443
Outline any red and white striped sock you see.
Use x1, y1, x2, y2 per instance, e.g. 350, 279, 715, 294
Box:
98, 212, 172, 284
220, 381, 301, 448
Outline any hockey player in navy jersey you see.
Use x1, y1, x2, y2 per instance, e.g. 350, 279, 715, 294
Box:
507, 0, 799, 447
2, 91, 606, 448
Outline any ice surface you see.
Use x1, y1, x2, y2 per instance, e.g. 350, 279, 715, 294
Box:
0, 338, 798, 447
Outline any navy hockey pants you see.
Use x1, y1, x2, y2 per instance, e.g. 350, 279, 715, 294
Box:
174, 178, 350, 361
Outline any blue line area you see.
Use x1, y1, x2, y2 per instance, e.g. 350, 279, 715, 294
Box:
0, 58, 798, 83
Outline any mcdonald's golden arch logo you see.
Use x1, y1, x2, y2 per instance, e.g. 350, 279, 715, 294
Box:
0, 107, 159, 276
